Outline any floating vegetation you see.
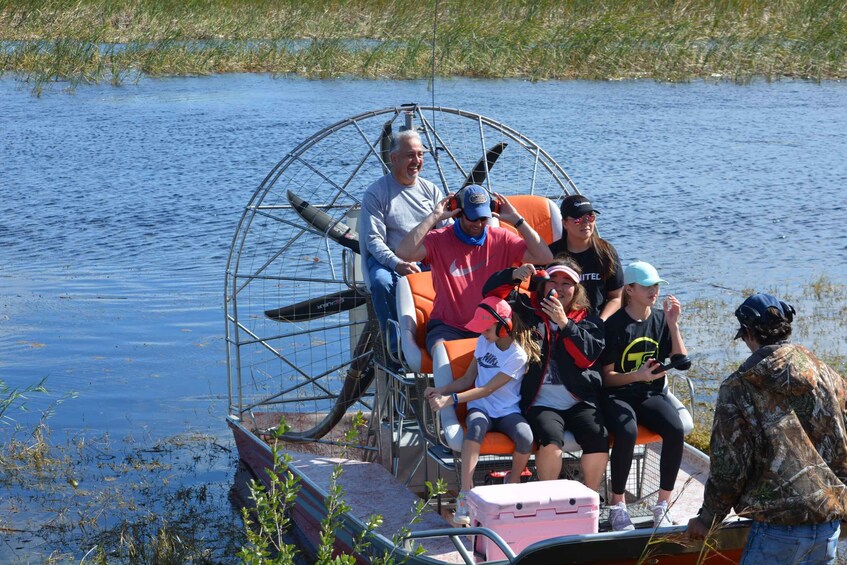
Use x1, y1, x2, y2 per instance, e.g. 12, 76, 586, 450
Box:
1, 423, 244, 563
1, 0, 846, 94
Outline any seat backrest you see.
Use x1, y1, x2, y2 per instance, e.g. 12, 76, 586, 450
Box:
666, 386, 694, 436
432, 338, 479, 452
395, 271, 435, 373
498, 195, 563, 245
356, 207, 373, 291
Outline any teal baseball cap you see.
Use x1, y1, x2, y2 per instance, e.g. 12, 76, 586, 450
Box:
623, 261, 667, 286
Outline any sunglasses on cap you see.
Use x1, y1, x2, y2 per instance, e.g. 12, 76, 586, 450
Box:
569, 212, 596, 225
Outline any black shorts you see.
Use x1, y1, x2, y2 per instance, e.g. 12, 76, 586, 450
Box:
527, 402, 609, 454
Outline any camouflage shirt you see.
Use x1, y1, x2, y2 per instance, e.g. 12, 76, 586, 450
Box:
700, 342, 847, 526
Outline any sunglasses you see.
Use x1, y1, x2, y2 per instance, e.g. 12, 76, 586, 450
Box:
570, 213, 596, 225
734, 304, 761, 324
462, 214, 488, 223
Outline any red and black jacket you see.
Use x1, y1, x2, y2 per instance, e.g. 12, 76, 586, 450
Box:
482, 268, 606, 414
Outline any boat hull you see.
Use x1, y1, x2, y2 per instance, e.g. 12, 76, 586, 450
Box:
229, 414, 757, 564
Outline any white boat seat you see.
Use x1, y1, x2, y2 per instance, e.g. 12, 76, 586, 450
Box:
394, 271, 435, 373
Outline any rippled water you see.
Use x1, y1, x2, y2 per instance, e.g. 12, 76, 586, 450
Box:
1, 75, 846, 559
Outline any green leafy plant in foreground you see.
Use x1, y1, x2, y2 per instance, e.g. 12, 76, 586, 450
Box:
239, 411, 447, 565
237, 418, 301, 565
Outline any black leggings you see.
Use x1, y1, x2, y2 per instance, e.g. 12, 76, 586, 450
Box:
602, 393, 684, 494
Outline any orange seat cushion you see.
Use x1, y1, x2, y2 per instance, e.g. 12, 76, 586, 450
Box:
498, 195, 556, 245
406, 271, 435, 373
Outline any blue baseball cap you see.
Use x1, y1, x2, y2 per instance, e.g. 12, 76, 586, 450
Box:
734, 293, 795, 339
623, 261, 667, 286
461, 185, 492, 221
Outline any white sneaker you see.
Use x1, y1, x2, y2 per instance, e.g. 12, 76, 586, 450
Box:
652, 500, 673, 528
609, 502, 635, 531
453, 492, 470, 526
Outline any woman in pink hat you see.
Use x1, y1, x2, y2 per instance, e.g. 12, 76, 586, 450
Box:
483, 258, 609, 494
424, 296, 538, 525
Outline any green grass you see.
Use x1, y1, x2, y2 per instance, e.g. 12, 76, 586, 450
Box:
1, 0, 846, 93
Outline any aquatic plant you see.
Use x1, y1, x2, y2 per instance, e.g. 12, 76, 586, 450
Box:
238, 411, 446, 564
0, 376, 48, 426
238, 417, 301, 564
1, 425, 243, 563
2, 0, 846, 94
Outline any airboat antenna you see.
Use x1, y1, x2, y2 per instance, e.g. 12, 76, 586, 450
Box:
430, 0, 439, 140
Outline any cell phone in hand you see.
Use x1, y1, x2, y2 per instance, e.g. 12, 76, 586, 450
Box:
546, 289, 557, 299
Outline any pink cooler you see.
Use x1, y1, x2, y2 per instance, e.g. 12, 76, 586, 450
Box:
467, 479, 599, 561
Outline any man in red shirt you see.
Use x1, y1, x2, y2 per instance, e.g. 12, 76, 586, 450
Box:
396, 185, 553, 354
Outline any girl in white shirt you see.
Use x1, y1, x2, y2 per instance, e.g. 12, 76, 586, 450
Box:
425, 296, 539, 525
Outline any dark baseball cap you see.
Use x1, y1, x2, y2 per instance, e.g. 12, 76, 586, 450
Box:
561, 195, 599, 219
733, 293, 795, 339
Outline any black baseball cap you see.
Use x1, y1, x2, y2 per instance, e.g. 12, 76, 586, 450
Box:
561, 195, 599, 219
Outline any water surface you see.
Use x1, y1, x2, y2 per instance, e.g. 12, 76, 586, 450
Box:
1, 75, 845, 559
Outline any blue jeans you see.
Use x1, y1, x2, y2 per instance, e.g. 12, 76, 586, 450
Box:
740, 520, 840, 565
367, 256, 400, 353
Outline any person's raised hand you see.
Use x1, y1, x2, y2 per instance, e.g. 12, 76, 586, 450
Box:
512, 263, 536, 284
491, 192, 521, 225
540, 293, 566, 326
664, 295, 682, 325
436, 194, 461, 221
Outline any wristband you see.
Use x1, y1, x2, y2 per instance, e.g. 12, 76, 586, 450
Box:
451, 393, 459, 405
514, 217, 525, 228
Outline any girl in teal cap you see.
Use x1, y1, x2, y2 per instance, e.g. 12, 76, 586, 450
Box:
599, 261, 691, 531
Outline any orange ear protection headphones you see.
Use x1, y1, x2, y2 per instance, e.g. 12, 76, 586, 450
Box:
479, 303, 512, 338
445, 186, 501, 215
529, 269, 550, 294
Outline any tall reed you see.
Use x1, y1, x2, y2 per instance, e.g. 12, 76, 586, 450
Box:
2, 0, 845, 93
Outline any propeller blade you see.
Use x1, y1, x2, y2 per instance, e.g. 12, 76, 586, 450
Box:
287, 190, 360, 254
461, 142, 507, 188
379, 120, 392, 173
264, 288, 367, 322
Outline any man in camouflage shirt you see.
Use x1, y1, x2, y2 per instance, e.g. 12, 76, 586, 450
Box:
687, 293, 847, 564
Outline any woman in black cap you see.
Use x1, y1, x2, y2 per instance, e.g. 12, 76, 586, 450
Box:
549, 194, 623, 321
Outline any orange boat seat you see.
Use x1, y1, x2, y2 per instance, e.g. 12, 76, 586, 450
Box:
432, 338, 693, 454
494, 195, 563, 246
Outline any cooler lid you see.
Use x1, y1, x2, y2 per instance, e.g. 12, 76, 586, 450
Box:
468, 479, 599, 519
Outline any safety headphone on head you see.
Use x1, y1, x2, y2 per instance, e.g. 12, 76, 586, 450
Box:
529, 269, 550, 294
445, 186, 501, 215
479, 303, 512, 338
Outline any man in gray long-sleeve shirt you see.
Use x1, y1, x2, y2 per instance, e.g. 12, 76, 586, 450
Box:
361, 129, 444, 355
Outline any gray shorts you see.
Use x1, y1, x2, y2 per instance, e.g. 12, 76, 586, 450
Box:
465, 409, 534, 454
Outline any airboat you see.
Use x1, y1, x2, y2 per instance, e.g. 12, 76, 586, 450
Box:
224, 105, 752, 564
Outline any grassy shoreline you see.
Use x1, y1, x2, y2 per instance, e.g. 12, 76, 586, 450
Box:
1, 0, 846, 92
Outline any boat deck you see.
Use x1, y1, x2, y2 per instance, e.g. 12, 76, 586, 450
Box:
288, 451, 472, 563
286, 441, 714, 563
